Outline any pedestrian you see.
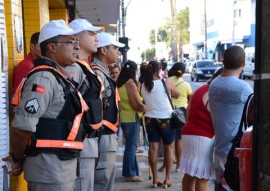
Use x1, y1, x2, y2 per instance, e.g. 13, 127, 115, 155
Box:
110, 64, 121, 82
91, 32, 124, 191
116, 60, 146, 182
168, 62, 192, 172
209, 46, 253, 191
2, 19, 87, 191
12, 32, 41, 94
181, 68, 223, 191
67, 18, 103, 191
159, 58, 168, 79
110, 63, 122, 138
141, 60, 179, 188
138, 61, 148, 84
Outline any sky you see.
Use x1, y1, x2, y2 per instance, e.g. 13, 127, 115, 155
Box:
125, 0, 171, 62
124, 0, 187, 63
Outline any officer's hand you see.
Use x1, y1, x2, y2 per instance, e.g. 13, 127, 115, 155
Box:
2, 154, 23, 176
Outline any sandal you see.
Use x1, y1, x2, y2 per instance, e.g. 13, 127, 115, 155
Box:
135, 149, 144, 153
158, 166, 165, 172
163, 180, 172, 189
153, 180, 163, 188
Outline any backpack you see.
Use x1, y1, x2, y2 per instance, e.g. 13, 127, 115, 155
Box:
224, 93, 254, 191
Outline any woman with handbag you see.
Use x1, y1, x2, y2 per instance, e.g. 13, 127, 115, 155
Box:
141, 60, 179, 188
180, 68, 223, 191
158, 62, 192, 172
116, 60, 147, 182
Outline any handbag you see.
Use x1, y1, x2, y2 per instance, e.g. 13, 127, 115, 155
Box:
161, 79, 186, 127
224, 93, 254, 191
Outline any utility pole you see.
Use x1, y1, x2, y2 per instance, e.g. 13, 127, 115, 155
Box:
204, 0, 208, 59
232, 0, 235, 45
253, 1, 270, 190
121, 0, 127, 65
170, 0, 178, 62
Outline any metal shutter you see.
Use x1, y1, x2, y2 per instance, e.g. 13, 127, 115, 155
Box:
0, 0, 10, 190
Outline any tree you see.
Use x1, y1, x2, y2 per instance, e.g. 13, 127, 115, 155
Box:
140, 48, 155, 61
163, 7, 190, 60
149, 29, 155, 46
149, 28, 168, 45
176, 7, 190, 58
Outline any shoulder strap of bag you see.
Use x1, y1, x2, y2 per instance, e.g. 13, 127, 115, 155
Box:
175, 80, 185, 88
235, 93, 254, 136
161, 79, 174, 110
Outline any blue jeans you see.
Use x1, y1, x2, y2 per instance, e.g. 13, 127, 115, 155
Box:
121, 115, 140, 177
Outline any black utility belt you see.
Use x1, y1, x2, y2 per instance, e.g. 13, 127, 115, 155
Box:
86, 130, 99, 138
102, 127, 115, 135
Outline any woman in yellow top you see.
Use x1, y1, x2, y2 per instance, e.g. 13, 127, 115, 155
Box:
116, 60, 146, 182
159, 62, 192, 172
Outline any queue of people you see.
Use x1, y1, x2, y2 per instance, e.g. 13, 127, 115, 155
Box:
2, 16, 253, 191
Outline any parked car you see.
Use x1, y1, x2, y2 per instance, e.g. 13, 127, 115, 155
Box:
215, 62, 224, 70
185, 62, 193, 73
190, 60, 218, 82
241, 47, 255, 79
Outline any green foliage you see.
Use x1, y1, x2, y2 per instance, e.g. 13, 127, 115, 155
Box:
140, 48, 156, 61
149, 29, 156, 45
144, 7, 190, 61
176, 7, 190, 45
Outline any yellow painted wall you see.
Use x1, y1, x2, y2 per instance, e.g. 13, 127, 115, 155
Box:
4, 0, 27, 190
50, 8, 68, 22
39, 0, 50, 28
4, 0, 61, 190
5, 0, 25, 101
23, 0, 49, 53
4, 0, 27, 189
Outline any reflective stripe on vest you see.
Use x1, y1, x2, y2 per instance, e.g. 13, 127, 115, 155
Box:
36, 140, 83, 149
12, 78, 26, 106
76, 59, 104, 96
13, 65, 88, 149
91, 65, 120, 132
76, 59, 104, 130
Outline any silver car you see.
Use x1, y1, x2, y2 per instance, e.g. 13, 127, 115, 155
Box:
190, 60, 218, 82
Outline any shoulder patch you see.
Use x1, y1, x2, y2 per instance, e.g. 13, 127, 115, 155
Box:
32, 84, 45, 95
25, 98, 40, 114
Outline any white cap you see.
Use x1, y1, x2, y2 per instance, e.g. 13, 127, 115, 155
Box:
97, 32, 125, 48
69, 18, 102, 33
39, 19, 80, 44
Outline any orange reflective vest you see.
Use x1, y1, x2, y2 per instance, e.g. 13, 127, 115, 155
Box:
12, 63, 88, 159
91, 65, 120, 133
76, 59, 104, 130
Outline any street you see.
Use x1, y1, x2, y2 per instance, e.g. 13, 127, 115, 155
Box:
182, 73, 254, 93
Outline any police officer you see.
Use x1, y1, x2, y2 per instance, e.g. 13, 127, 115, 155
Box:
91, 32, 124, 191
67, 18, 103, 191
2, 20, 87, 191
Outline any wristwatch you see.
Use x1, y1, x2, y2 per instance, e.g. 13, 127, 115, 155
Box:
11, 153, 25, 163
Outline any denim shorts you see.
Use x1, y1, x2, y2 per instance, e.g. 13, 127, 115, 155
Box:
144, 117, 175, 145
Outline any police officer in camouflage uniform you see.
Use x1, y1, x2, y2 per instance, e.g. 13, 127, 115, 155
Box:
2, 20, 87, 191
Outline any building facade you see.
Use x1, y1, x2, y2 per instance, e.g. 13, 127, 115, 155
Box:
188, 0, 256, 61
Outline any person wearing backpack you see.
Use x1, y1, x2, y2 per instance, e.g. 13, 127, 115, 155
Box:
209, 46, 253, 191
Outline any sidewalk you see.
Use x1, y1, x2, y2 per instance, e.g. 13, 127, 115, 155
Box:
114, 137, 215, 191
